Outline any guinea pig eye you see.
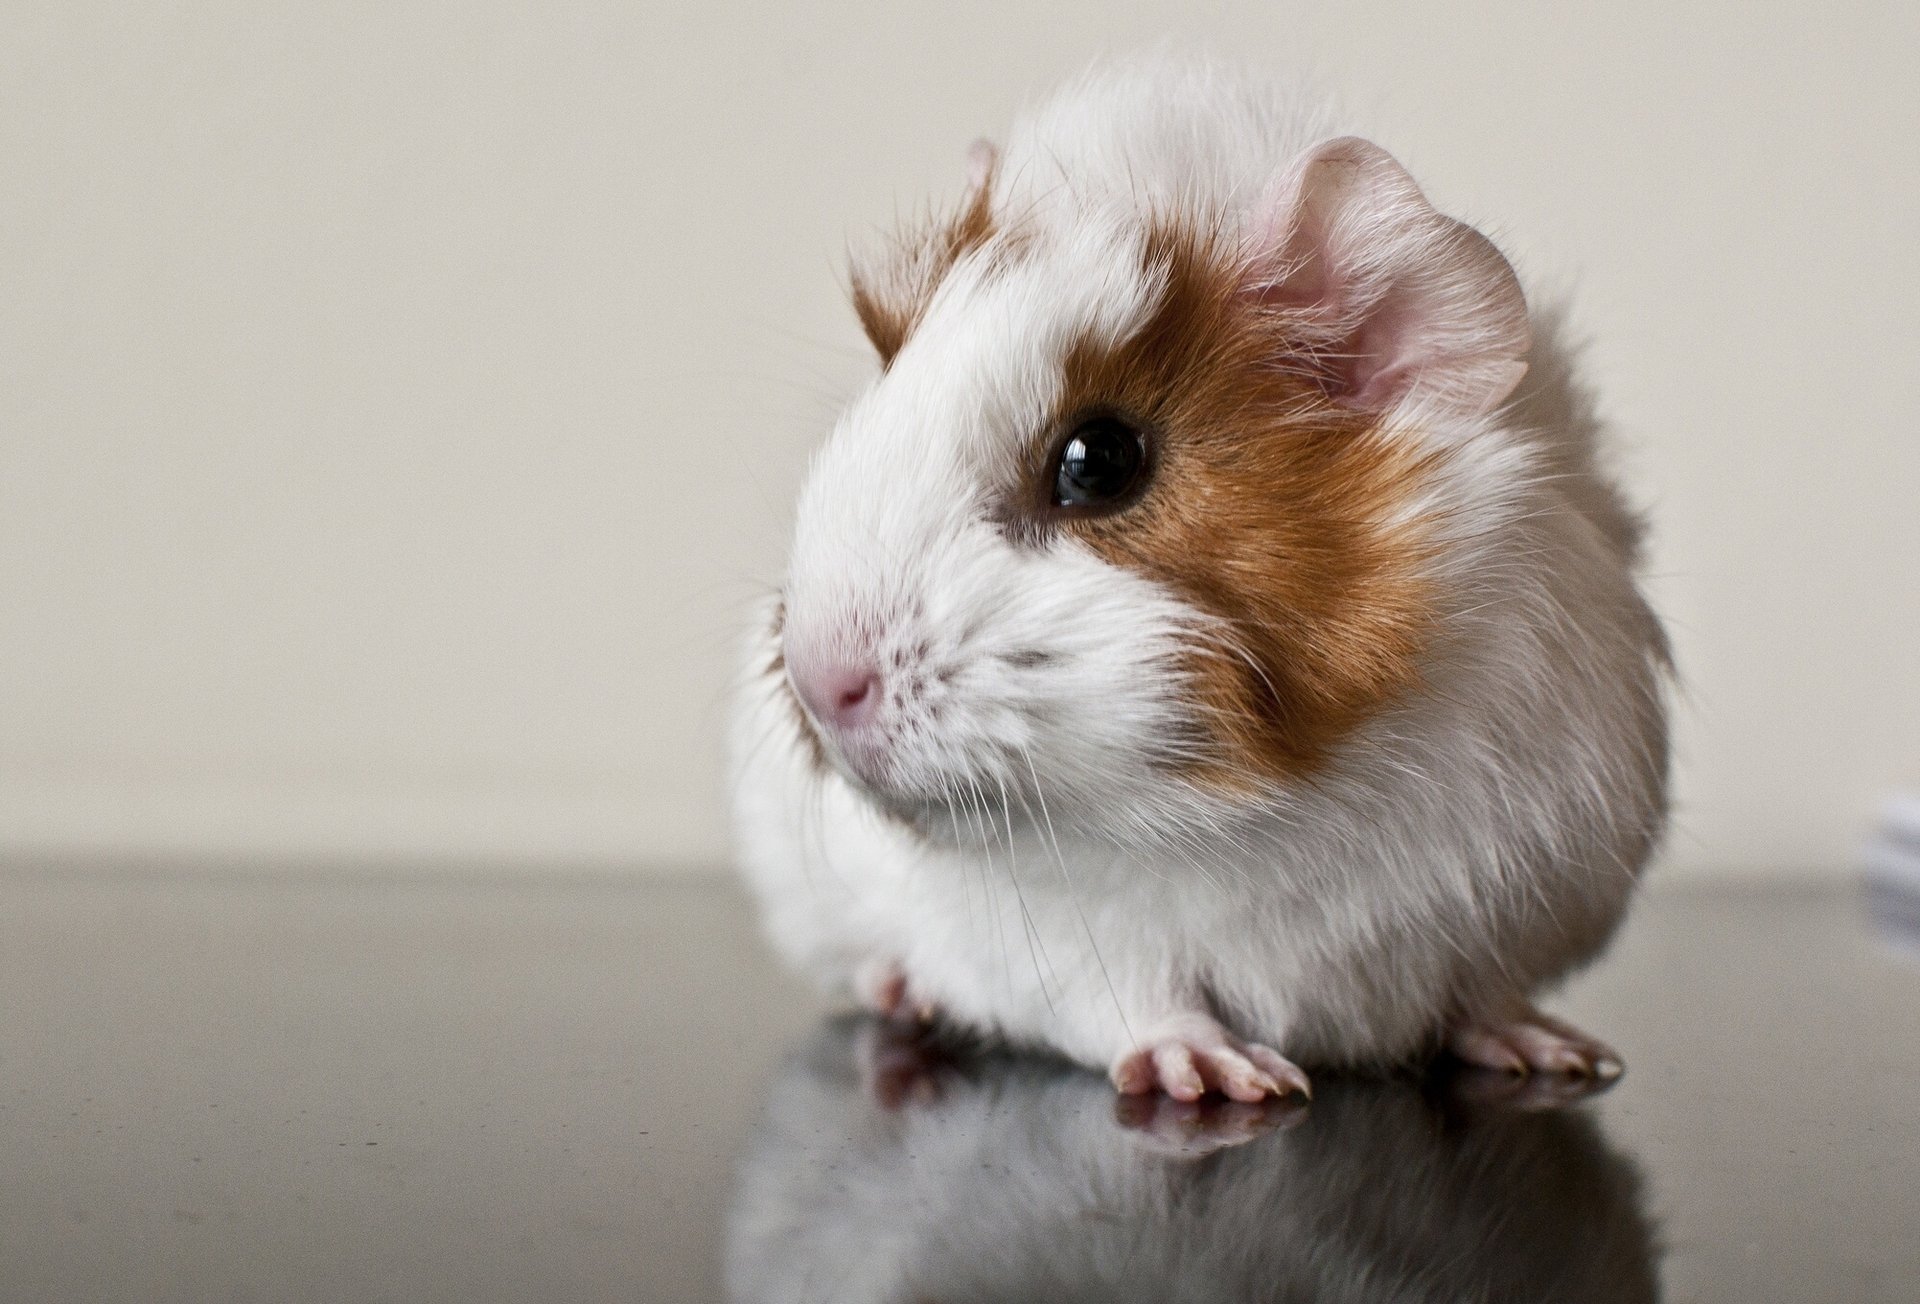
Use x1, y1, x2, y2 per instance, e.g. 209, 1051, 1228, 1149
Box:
1051, 415, 1147, 510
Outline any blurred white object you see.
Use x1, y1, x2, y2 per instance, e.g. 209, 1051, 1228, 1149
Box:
1863, 793, 1920, 952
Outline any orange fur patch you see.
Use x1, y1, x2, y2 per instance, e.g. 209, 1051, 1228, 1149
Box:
1039, 223, 1440, 787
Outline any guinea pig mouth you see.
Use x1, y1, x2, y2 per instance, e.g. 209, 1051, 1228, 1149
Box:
776, 668, 1019, 837
777, 667, 907, 800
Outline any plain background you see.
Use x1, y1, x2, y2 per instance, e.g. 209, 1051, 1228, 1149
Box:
3, 2, 1915, 880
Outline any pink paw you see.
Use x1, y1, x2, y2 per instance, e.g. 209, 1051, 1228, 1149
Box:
1447, 1008, 1623, 1081
1110, 1016, 1311, 1104
853, 957, 938, 1025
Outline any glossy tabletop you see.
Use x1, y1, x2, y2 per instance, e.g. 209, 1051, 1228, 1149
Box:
1, 866, 1914, 1302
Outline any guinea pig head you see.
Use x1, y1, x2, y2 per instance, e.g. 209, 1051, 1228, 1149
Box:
775, 137, 1531, 841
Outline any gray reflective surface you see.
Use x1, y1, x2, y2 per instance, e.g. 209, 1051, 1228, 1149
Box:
732, 1020, 1657, 1302
1, 868, 1914, 1301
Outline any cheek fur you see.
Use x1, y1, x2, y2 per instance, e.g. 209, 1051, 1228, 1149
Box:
762, 598, 832, 779
1048, 224, 1440, 788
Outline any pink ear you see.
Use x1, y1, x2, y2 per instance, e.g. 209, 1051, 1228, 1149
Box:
1247, 137, 1531, 418
964, 137, 998, 193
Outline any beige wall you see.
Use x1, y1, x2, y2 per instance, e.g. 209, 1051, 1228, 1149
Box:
4, 2, 1915, 877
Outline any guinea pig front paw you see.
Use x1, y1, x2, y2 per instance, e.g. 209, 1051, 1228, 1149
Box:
1445, 1006, 1624, 1081
852, 956, 938, 1024
1109, 1015, 1311, 1104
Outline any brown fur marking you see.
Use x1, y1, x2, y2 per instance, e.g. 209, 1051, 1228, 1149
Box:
1040, 222, 1440, 787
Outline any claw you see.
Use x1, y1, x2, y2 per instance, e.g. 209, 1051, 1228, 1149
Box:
1447, 1006, 1623, 1082
1110, 1014, 1310, 1103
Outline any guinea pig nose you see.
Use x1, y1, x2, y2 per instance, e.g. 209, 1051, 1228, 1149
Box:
791, 659, 884, 735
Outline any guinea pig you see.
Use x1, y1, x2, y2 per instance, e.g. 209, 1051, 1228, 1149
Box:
730, 56, 1670, 1102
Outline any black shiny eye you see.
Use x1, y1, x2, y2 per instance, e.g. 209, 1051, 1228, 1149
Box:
1052, 416, 1147, 509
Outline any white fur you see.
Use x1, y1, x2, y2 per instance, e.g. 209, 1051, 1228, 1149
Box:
731, 58, 1670, 1076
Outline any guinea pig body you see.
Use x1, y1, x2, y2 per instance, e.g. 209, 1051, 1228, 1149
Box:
731, 58, 1669, 1100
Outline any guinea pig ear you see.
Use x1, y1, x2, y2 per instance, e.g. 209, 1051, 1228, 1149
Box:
1246, 137, 1531, 418
850, 139, 999, 366
963, 137, 998, 194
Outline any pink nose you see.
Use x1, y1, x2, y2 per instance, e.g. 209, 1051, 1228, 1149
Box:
790, 659, 883, 736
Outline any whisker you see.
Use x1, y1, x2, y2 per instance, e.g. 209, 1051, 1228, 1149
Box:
1018, 744, 1133, 1049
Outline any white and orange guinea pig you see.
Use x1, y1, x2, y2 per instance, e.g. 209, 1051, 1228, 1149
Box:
730, 57, 1670, 1103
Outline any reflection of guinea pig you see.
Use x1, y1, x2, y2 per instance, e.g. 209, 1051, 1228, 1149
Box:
726, 1019, 1660, 1304
731, 55, 1670, 1101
